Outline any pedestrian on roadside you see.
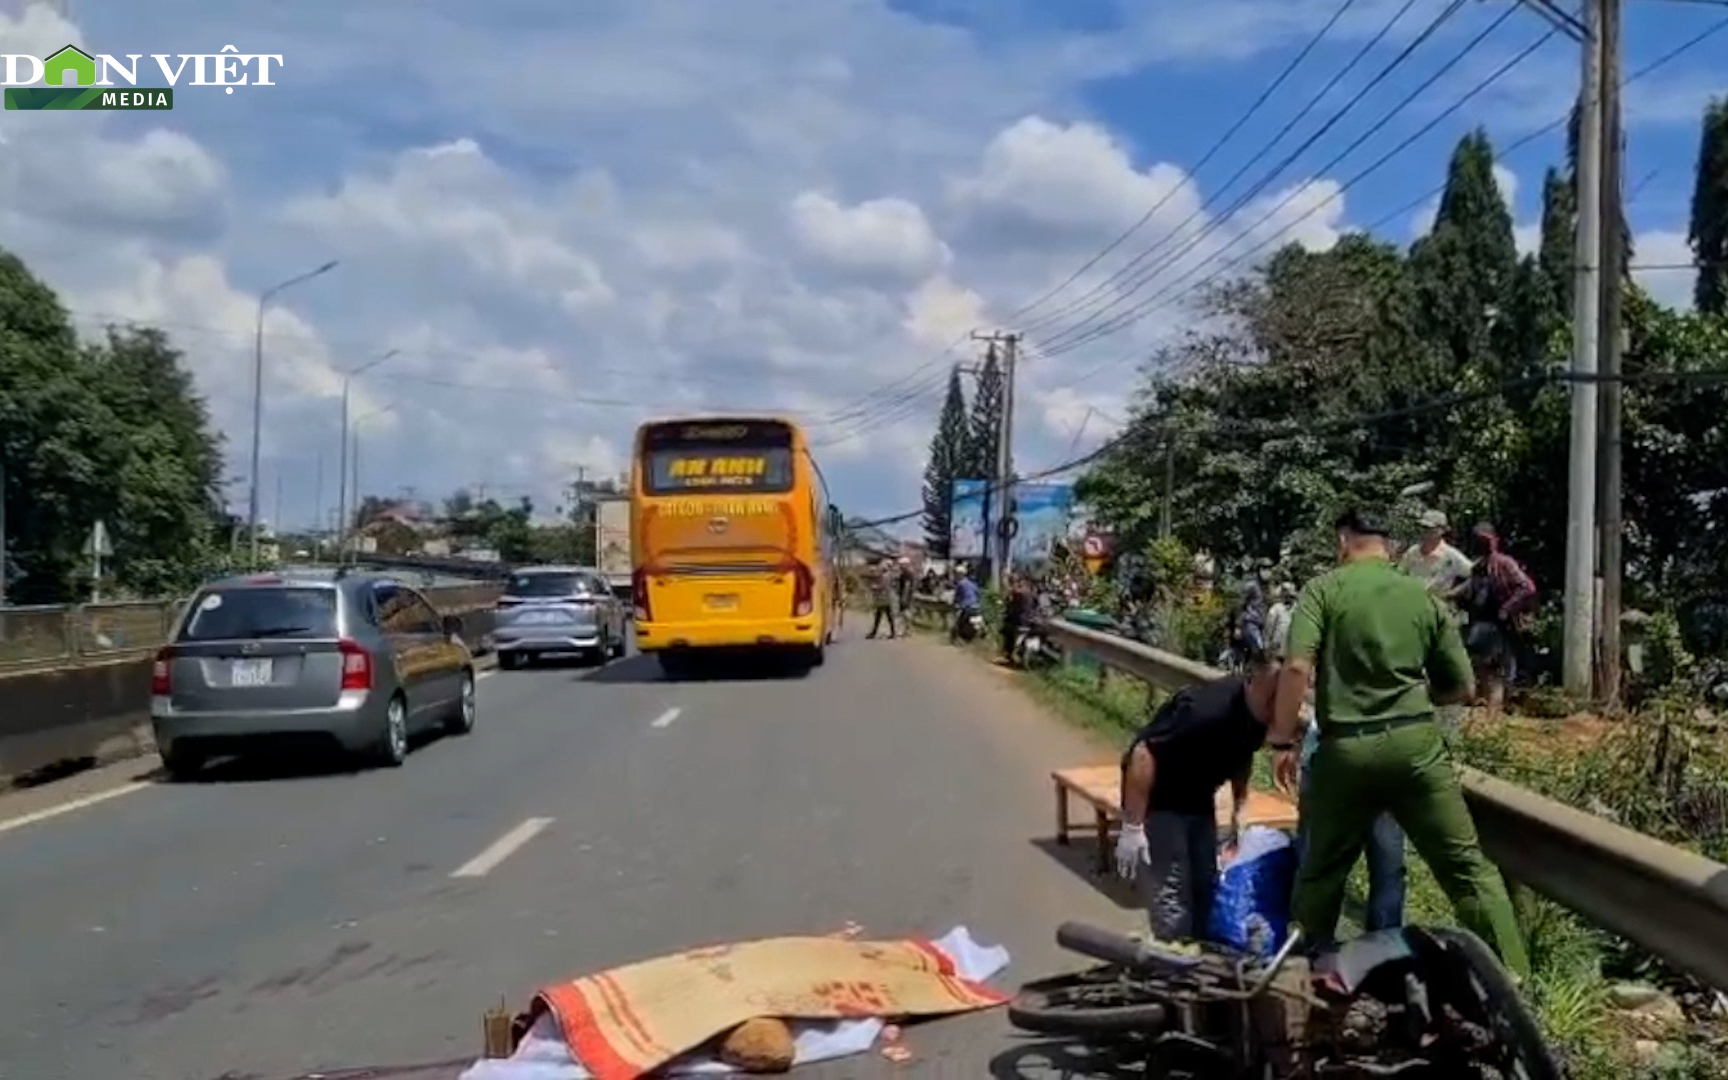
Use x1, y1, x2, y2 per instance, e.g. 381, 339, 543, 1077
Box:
1459, 522, 1537, 723
1000, 574, 1032, 665
864, 560, 900, 640
1399, 510, 1475, 598
1115, 660, 1284, 941
1265, 582, 1297, 661
1268, 509, 1529, 979
950, 565, 982, 644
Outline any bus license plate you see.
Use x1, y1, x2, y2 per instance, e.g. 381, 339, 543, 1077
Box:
230, 658, 273, 687
704, 594, 739, 611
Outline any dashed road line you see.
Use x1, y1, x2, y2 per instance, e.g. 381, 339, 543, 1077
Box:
451, 817, 554, 878
649, 707, 683, 729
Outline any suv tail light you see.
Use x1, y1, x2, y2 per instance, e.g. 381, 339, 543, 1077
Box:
338, 638, 374, 691
791, 561, 814, 617
150, 648, 172, 695
632, 568, 652, 621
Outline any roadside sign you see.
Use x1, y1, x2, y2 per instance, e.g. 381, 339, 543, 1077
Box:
84, 520, 113, 558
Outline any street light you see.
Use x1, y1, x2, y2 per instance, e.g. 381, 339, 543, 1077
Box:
348, 403, 396, 540
248, 259, 339, 568
336, 348, 400, 558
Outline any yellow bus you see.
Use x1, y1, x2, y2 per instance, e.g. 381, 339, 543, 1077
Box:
629, 416, 842, 673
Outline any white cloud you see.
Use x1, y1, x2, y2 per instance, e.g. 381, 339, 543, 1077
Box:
1633, 229, 1698, 311
0, 0, 1708, 537
789, 192, 950, 279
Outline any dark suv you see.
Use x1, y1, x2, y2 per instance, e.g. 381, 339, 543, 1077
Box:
149, 570, 476, 778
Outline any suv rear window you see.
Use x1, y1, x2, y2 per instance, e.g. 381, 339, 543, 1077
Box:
506, 573, 588, 598
178, 587, 340, 641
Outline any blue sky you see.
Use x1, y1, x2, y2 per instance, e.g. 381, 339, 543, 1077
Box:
0, 0, 1720, 533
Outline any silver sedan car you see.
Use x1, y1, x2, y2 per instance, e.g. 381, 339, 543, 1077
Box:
490, 565, 627, 669
149, 570, 477, 778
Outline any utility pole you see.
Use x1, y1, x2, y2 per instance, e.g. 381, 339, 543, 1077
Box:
311, 449, 324, 556
972, 330, 1021, 589
0, 457, 7, 607
1561, 0, 1604, 698
1595, 0, 1625, 706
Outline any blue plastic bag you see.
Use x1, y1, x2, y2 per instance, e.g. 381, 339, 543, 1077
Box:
1207, 825, 1297, 957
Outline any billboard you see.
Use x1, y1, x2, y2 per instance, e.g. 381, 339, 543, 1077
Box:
595, 498, 632, 584
1009, 482, 1076, 566
950, 479, 989, 560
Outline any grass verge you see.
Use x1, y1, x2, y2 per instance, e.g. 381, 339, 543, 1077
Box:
916, 616, 1714, 1079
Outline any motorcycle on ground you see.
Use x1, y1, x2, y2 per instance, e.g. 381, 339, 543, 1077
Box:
1008, 921, 1561, 1079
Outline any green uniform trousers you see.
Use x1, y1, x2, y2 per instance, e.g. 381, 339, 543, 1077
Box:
1293, 718, 1530, 979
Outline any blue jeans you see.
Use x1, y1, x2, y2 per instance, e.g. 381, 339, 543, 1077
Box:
1297, 756, 1407, 938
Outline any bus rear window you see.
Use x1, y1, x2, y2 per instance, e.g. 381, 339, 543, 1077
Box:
643, 446, 795, 495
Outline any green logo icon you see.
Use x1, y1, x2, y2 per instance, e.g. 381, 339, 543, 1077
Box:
42, 45, 96, 88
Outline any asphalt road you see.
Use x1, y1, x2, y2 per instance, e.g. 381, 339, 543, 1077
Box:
0, 632, 1137, 1080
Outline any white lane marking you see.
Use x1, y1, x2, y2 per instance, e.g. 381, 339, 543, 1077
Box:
451, 816, 554, 878
650, 707, 682, 729
476, 670, 496, 681
0, 781, 152, 837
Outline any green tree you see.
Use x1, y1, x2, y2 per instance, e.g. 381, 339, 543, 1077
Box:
87, 326, 227, 595
1537, 166, 1575, 314
963, 344, 1002, 482
1409, 130, 1519, 377
920, 367, 969, 556
1690, 97, 1728, 316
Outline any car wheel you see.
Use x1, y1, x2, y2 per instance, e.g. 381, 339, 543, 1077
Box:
159, 744, 204, 781
446, 670, 476, 736
498, 651, 521, 671
372, 694, 410, 768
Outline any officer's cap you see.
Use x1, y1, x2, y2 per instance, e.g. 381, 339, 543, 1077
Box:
1334, 508, 1392, 537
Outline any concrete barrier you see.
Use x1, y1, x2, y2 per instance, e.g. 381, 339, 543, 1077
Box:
0, 590, 499, 788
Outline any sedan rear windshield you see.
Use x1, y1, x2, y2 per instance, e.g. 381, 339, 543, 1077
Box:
178, 588, 340, 641
506, 573, 594, 598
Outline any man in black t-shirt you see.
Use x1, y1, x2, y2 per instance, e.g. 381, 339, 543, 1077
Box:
1116, 662, 1282, 941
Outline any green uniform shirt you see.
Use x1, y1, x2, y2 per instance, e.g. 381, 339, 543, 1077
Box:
1285, 556, 1472, 728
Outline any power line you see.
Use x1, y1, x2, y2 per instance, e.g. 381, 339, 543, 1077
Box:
1036, 3, 1534, 360
1000, 0, 1369, 331
1016, 0, 1457, 344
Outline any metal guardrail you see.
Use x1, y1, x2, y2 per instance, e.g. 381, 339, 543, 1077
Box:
0, 582, 503, 674
1037, 617, 1728, 992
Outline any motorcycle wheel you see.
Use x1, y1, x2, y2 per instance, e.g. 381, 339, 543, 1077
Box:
1008, 968, 1171, 1037
1429, 929, 1565, 1080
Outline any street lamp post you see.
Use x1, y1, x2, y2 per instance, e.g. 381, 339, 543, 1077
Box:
348, 404, 396, 546
336, 349, 400, 559
248, 259, 339, 568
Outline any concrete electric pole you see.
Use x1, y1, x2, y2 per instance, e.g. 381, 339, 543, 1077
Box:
1595, 0, 1626, 705
1560, 0, 1605, 697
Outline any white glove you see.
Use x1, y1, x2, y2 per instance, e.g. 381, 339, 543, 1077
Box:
1115, 822, 1151, 880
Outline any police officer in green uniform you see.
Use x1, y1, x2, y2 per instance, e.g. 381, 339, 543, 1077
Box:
1268, 509, 1530, 979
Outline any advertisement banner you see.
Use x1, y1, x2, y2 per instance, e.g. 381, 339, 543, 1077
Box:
595, 499, 632, 584
1010, 482, 1076, 566
950, 479, 989, 560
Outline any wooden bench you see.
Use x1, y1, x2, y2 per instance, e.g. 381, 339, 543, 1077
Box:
1052, 764, 1301, 876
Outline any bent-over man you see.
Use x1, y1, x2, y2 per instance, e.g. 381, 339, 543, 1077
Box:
1116, 662, 1282, 941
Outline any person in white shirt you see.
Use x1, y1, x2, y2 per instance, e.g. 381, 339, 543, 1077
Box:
1399, 510, 1474, 598
1265, 582, 1297, 660
1399, 509, 1473, 733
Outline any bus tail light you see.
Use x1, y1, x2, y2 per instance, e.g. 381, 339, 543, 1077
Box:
791, 561, 814, 617
632, 568, 652, 621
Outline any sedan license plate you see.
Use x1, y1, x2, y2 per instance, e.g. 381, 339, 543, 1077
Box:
521, 609, 566, 624
230, 658, 274, 687
704, 593, 739, 611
